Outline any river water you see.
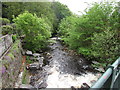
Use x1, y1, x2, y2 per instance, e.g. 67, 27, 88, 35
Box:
30, 37, 101, 88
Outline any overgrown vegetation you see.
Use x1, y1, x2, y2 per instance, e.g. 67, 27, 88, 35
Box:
2, 2, 71, 33
22, 67, 29, 84
1, 1, 120, 68
0, 18, 10, 25
13, 11, 51, 52
26, 56, 34, 64
2, 1, 71, 52
58, 1, 120, 67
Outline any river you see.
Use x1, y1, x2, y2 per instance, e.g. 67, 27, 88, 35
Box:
30, 37, 101, 88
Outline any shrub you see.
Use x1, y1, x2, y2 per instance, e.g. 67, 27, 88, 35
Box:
91, 29, 120, 65
0, 18, 10, 25
12, 34, 17, 42
2, 25, 13, 35
13, 11, 51, 52
58, 1, 120, 67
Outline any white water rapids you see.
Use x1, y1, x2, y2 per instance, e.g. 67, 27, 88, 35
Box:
46, 60, 101, 88
45, 38, 101, 88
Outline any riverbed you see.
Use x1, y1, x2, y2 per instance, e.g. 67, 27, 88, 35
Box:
30, 37, 101, 88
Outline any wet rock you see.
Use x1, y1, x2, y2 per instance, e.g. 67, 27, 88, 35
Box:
81, 83, 90, 88
92, 61, 99, 65
26, 62, 41, 70
19, 84, 34, 88
33, 53, 41, 57
82, 65, 89, 69
51, 37, 57, 40
26, 50, 32, 56
45, 52, 52, 59
38, 57, 44, 67
34, 80, 47, 89
71, 86, 77, 90
74, 72, 81, 75
29, 56, 36, 61
34, 80, 43, 88
95, 67, 105, 72
57, 37, 61, 40
38, 82, 48, 89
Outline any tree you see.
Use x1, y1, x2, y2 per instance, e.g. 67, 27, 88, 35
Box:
13, 11, 51, 52
52, 2, 72, 31
2, 2, 57, 33
58, 1, 120, 67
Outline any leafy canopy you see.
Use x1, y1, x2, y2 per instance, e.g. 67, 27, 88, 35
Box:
13, 11, 51, 52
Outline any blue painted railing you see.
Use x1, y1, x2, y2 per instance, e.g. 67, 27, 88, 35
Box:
90, 57, 120, 90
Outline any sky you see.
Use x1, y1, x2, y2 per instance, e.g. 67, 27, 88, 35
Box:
55, 0, 120, 15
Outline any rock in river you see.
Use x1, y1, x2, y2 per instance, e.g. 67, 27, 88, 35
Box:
19, 84, 34, 88
33, 53, 41, 57
26, 62, 41, 70
26, 50, 32, 56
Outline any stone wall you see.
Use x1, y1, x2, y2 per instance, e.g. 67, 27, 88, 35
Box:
1, 40, 23, 88
0, 35, 13, 57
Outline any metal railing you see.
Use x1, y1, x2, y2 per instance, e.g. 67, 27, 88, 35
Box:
90, 57, 120, 89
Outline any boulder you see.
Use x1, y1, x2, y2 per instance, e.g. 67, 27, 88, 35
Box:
38, 57, 44, 67
57, 37, 61, 40
26, 50, 32, 56
71, 86, 77, 90
19, 84, 34, 88
33, 53, 41, 57
81, 83, 90, 88
51, 37, 57, 40
26, 62, 40, 70
34, 80, 47, 89
92, 61, 99, 65
38, 82, 47, 89
95, 67, 105, 72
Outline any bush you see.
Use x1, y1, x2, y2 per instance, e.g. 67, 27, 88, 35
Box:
58, 16, 78, 38
91, 29, 120, 65
0, 18, 10, 25
58, 1, 120, 67
13, 11, 51, 52
2, 25, 13, 35
12, 34, 17, 42
59, 15, 92, 56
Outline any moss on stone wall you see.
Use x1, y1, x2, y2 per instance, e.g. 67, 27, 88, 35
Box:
2, 40, 23, 88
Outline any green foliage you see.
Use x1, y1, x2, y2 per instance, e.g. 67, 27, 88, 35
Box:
52, 2, 72, 30
11, 40, 20, 53
22, 67, 27, 84
8, 53, 14, 60
2, 2, 56, 33
26, 56, 34, 64
13, 11, 51, 52
58, 16, 78, 37
2, 2, 72, 34
59, 1, 120, 67
91, 29, 120, 63
52, 2, 72, 22
0, 18, 10, 25
12, 34, 17, 42
2, 25, 13, 35
59, 15, 92, 56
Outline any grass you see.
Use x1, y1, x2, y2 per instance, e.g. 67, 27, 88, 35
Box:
11, 40, 20, 52
26, 56, 34, 64
22, 67, 29, 84
8, 53, 14, 60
